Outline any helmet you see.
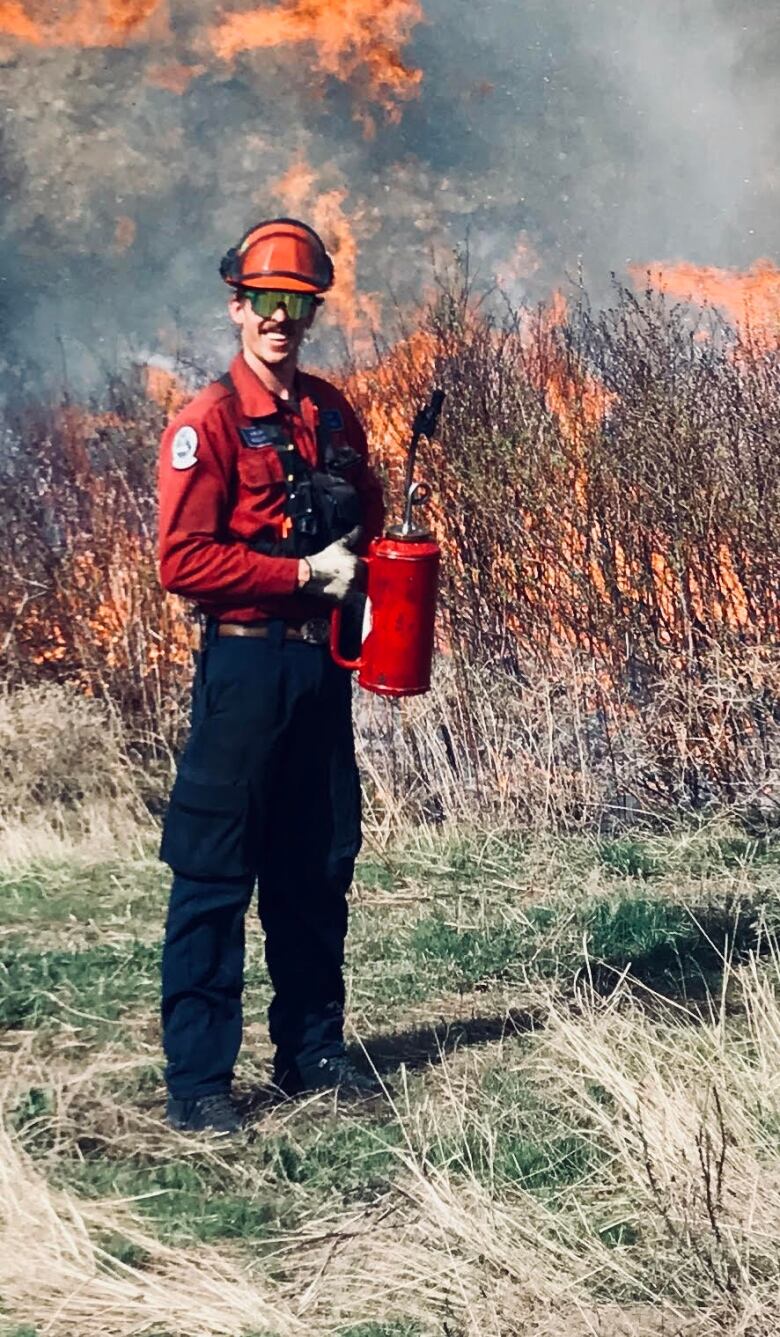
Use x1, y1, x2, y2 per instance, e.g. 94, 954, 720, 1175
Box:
219, 218, 334, 294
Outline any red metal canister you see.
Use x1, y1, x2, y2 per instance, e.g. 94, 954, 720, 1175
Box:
330, 531, 440, 696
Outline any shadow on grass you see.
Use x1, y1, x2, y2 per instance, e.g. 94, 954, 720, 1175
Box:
238, 1010, 539, 1117
361, 1006, 539, 1076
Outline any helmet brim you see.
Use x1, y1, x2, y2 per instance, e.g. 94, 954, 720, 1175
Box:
236, 273, 324, 294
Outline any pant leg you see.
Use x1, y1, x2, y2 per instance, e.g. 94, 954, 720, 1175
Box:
160, 627, 284, 1098
161, 872, 254, 1098
257, 644, 362, 1080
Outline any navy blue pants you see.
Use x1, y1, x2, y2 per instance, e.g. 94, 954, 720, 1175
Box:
159, 619, 361, 1099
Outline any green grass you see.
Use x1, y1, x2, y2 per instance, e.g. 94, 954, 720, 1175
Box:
0, 856, 167, 929
66, 1156, 285, 1245
337, 1325, 424, 1337
1, 830, 770, 1039
424, 1063, 604, 1196
0, 938, 161, 1030
56, 1110, 403, 1246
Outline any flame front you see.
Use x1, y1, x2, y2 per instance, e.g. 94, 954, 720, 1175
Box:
629, 259, 780, 352
210, 0, 423, 124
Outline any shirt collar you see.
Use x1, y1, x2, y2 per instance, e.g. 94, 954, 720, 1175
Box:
229, 352, 315, 424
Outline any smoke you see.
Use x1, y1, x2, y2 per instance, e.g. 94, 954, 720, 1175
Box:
0, 0, 776, 392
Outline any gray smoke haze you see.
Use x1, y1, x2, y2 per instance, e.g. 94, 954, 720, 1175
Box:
0, 0, 777, 394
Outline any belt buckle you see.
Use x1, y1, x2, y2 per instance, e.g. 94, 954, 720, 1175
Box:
299, 617, 330, 645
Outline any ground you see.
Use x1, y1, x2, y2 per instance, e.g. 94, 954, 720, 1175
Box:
1, 822, 780, 1336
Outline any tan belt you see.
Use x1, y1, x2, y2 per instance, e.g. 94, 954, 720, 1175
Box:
216, 618, 330, 645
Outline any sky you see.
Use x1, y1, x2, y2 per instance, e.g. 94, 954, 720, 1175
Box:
0, 0, 777, 390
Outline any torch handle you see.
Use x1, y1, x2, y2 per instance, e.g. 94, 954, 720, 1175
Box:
403, 388, 445, 502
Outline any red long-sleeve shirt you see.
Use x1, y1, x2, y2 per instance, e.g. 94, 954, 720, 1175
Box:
158, 352, 385, 623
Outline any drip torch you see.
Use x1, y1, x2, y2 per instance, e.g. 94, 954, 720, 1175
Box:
330, 388, 445, 696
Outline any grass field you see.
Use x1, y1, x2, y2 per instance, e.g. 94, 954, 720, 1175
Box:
2, 820, 780, 1335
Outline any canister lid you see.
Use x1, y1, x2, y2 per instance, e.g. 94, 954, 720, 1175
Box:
385, 524, 433, 542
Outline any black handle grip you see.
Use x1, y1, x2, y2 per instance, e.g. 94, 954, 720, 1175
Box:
412, 388, 446, 441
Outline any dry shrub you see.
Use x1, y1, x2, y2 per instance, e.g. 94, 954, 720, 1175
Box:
0, 274, 778, 828
349, 271, 780, 675
0, 372, 193, 756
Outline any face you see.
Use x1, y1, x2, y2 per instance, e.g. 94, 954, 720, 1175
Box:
228, 290, 317, 370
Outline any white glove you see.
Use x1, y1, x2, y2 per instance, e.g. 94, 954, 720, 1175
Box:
304, 527, 364, 602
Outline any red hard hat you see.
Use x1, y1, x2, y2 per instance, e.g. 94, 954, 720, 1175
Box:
220, 218, 334, 294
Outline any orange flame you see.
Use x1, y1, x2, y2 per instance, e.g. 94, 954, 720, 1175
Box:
629, 259, 780, 351
273, 155, 382, 349
210, 0, 423, 124
523, 290, 616, 445
144, 363, 187, 416
0, 0, 165, 45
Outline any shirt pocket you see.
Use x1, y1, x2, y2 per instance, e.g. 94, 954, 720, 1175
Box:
236, 443, 286, 492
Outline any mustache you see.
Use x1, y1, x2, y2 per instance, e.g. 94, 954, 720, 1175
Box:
258, 322, 298, 334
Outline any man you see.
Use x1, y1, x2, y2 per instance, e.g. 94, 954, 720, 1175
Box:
158, 218, 385, 1135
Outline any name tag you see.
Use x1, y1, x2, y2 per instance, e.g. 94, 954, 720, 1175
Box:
240, 424, 287, 448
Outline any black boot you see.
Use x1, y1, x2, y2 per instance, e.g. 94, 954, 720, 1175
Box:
166, 1091, 243, 1135
274, 1052, 387, 1099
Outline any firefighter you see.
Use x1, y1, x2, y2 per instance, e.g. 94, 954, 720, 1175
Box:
158, 219, 385, 1135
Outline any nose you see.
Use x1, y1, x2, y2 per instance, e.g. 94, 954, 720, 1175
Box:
269, 304, 288, 323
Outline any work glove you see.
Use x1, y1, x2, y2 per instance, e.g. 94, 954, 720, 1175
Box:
304, 526, 365, 602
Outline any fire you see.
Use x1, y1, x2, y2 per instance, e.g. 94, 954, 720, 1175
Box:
274, 156, 382, 348
0, 0, 164, 45
144, 363, 187, 416
522, 291, 615, 445
0, 0, 39, 41
629, 259, 780, 351
210, 0, 423, 124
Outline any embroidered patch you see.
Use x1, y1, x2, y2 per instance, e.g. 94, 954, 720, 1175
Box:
321, 409, 344, 431
171, 425, 198, 470
239, 424, 288, 448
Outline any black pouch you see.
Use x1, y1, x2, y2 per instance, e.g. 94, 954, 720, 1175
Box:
159, 775, 251, 879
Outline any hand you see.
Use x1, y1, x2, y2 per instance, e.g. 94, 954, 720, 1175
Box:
303, 527, 365, 602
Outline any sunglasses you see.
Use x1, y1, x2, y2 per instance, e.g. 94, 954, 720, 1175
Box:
243, 289, 318, 320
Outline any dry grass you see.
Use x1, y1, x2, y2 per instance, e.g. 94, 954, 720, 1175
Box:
2, 827, 779, 1335
354, 649, 780, 839
4, 958, 780, 1335
0, 683, 152, 869
0, 1123, 302, 1336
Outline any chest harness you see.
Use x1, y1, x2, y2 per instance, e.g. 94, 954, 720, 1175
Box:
220, 373, 363, 559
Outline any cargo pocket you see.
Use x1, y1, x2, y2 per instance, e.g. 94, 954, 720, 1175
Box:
160, 776, 251, 879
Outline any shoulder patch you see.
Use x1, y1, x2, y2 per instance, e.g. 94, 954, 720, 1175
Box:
171, 425, 199, 470
321, 408, 344, 431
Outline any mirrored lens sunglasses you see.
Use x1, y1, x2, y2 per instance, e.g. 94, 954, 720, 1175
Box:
244, 289, 318, 320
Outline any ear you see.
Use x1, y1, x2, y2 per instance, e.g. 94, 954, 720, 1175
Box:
227, 291, 245, 327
